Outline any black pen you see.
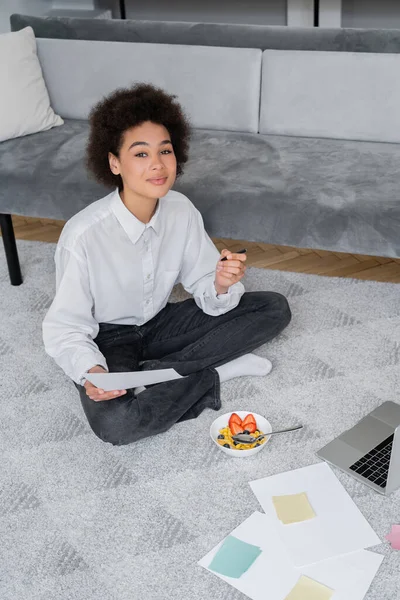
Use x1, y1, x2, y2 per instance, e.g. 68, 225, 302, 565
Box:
220, 248, 247, 261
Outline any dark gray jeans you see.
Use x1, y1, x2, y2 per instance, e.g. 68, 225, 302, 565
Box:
75, 291, 291, 445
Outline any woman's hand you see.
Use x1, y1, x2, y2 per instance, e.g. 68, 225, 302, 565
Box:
214, 249, 247, 295
84, 365, 127, 402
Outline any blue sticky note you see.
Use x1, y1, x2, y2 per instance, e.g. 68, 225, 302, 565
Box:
208, 535, 262, 579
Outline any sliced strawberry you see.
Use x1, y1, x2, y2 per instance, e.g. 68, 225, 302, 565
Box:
242, 413, 256, 427
243, 422, 257, 434
229, 413, 243, 429
230, 422, 244, 435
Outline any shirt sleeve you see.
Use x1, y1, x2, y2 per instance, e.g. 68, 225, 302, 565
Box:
42, 244, 108, 385
178, 204, 245, 316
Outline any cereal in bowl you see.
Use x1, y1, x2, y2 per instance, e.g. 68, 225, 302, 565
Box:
216, 412, 267, 451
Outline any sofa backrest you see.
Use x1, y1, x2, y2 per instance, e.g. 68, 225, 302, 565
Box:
259, 49, 400, 144
36, 38, 262, 134
12, 13, 400, 54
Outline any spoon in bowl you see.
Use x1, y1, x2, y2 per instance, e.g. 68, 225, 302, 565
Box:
232, 424, 303, 444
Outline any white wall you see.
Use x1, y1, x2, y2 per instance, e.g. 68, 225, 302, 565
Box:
319, 0, 342, 28
0, 0, 51, 33
125, 0, 287, 26
0, 0, 119, 33
342, 0, 400, 29
287, 0, 314, 27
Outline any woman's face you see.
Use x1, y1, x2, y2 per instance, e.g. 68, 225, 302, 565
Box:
109, 121, 177, 200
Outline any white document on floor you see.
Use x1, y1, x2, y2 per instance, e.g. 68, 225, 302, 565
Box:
198, 511, 383, 600
249, 462, 381, 567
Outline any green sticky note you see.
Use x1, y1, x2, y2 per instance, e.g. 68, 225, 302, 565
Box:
208, 535, 262, 579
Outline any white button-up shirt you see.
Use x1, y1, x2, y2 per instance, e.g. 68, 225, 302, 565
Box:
42, 189, 244, 384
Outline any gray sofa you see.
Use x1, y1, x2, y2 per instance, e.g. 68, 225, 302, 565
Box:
1, 15, 400, 287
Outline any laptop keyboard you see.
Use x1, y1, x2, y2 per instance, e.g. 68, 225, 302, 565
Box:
349, 434, 394, 488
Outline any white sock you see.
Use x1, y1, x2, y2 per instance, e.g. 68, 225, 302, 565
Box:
216, 353, 272, 383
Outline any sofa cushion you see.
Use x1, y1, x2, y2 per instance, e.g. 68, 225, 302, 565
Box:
0, 27, 63, 143
11, 13, 400, 54
1, 120, 399, 257
260, 49, 400, 144
36, 38, 261, 134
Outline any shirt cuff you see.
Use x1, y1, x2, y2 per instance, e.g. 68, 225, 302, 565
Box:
206, 280, 243, 308
214, 279, 245, 296
214, 283, 233, 301
72, 352, 108, 386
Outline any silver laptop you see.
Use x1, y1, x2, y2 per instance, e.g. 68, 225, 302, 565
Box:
317, 401, 400, 495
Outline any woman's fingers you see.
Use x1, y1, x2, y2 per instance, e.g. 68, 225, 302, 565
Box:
220, 248, 231, 259
218, 258, 245, 268
219, 250, 247, 262
85, 384, 127, 401
92, 390, 127, 402
218, 265, 246, 276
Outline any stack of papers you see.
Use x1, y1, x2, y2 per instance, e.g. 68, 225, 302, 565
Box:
199, 463, 383, 600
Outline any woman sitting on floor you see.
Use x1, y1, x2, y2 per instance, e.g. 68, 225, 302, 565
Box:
42, 83, 291, 445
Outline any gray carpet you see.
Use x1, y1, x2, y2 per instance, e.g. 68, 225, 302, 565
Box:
1, 239, 399, 600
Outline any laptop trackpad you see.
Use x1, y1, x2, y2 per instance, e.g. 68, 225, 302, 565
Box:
339, 416, 394, 454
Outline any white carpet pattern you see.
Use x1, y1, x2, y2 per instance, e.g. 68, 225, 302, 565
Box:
1, 240, 400, 600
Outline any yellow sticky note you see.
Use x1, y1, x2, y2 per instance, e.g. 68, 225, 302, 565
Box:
284, 575, 333, 600
272, 492, 316, 525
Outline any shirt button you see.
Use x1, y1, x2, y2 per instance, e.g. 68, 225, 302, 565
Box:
146, 274, 151, 280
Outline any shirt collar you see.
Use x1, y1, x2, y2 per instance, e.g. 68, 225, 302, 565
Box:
110, 188, 162, 243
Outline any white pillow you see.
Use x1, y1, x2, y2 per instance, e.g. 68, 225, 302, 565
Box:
0, 26, 63, 142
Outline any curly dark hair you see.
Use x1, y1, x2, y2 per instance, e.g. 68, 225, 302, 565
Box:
86, 83, 191, 190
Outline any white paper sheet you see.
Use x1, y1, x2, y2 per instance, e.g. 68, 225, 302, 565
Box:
85, 368, 185, 390
249, 462, 381, 567
198, 511, 383, 600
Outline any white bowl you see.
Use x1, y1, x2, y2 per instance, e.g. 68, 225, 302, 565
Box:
210, 411, 272, 458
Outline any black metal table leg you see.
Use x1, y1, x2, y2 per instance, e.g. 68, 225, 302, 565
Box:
0, 214, 23, 285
